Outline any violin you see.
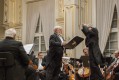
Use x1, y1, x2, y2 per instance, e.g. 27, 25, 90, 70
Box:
29, 60, 38, 70
63, 63, 75, 80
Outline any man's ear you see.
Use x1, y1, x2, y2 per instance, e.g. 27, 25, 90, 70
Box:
13, 34, 16, 39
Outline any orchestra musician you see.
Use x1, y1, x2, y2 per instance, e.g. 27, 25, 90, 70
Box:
46, 26, 66, 80
112, 50, 119, 80
81, 24, 104, 80
102, 50, 119, 80
34, 52, 44, 70
33, 52, 44, 80
0, 28, 30, 80
76, 47, 89, 80
61, 57, 75, 80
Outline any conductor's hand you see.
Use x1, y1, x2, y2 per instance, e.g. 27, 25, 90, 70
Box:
82, 24, 88, 27
61, 42, 67, 46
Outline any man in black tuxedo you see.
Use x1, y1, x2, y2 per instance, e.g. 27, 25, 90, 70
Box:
34, 52, 44, 70
82, 24, 104, 80
0, 28, 30, 80
46, 26, 66, 80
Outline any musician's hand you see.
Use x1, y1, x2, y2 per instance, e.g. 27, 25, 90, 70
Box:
61, 42, 67, 46
29, 60, 33, 65
98, 64, 100, 68
43, 66, 46, 70
33, 64, 38, 70
82, 24, 88, 27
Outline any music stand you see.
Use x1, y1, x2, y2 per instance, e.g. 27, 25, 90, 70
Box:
0, 52, 14, 80
64, 36, 84, 66
64, 36, 84, 49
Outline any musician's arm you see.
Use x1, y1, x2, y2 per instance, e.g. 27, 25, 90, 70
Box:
81, 25, 89, 36
49, 35, 62, 47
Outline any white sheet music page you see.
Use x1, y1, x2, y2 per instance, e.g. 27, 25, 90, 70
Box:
23, 44, 34, 54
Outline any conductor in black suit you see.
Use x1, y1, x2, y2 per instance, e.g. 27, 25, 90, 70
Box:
0, 28, 30, 80
81, 24, 104, 80
46, 26, 66, 80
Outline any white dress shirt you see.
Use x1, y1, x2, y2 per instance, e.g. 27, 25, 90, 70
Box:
58, 35, 64, 43
38, 59, 43, 70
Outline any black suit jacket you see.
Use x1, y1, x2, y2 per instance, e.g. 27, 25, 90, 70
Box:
42, 55, 47, 67
0, 37, 30, 80
82, 26, 104, 65
47, 33, 64, 67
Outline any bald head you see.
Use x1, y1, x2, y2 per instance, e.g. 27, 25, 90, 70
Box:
5, 28, 16, 39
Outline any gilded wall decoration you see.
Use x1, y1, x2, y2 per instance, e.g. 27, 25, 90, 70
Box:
58, 0, 64, 18
3, 0, 22, 41
3, 0, 22, 28
4, 0, 8, 23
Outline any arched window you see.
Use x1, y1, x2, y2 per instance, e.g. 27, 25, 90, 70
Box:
33, 15, 46, 55
104, 6, 118, 56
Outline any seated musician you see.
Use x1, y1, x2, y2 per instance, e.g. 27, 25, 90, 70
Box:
34, 52, 44, 70
83, 47, 89, 56
59, 57, 75, 80
63, 63, 75, 80
39, 54, 48, 80
0, 28, 30, 80
33, 52, 45, 80
113, 50, 119, 80
76, 47, 89, 80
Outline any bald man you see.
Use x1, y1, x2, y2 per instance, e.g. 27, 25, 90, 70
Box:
0, 28, 30, 80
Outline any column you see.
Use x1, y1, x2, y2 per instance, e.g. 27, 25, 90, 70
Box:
64, 0, 79, 58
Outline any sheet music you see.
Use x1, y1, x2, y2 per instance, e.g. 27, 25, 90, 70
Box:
23, 44, 34, 54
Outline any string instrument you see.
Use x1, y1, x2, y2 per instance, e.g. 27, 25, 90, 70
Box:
78, 67, 90, 78
68, 64, 75, 80
28, 60, 38, 70
103, 58, 119, 80
63, 63, 75, 80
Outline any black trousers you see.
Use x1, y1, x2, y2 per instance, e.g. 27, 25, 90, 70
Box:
46, 64, 61, 80
90, 61, 104, 80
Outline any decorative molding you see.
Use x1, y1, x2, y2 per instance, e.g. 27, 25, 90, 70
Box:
10, 0, 15, 2
26, 0, 44, 4
3, 0, 22, 41
3, 0, 22, 28
58, 0, 64, 18
56, 17, 64, 22
4, 0, 8, 23
80, 0, 87, 9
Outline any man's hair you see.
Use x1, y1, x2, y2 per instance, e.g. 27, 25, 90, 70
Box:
38, 52, 42, 56
5, 28, 16, 38
83, 47, 88, 53
54, 26, 62, 32
114, 50, 119, 54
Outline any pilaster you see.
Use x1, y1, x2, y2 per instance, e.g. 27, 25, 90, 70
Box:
3, 0, 22, 41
